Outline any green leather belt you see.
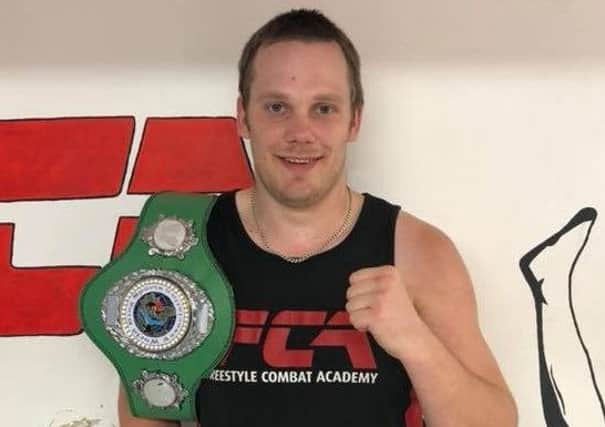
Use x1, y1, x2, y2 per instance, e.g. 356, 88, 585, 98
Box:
80, 192, 235, 420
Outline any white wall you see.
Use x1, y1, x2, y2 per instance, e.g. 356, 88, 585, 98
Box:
1, 1, 604, 426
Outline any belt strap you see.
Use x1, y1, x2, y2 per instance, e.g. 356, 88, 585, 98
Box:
80, 192, 234, 420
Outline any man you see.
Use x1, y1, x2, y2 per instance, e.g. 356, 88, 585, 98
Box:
119, 9, 517, 426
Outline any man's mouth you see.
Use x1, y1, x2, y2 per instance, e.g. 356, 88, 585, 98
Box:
279, 156, 322, 165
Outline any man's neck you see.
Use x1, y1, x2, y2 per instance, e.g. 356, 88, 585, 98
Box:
235, 184, 361, 258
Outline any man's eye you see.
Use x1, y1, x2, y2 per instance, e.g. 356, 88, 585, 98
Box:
316, 104, 334, 115
266, 102, 286, 114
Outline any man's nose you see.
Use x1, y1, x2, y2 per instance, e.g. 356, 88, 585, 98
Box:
284, 111, 314, 144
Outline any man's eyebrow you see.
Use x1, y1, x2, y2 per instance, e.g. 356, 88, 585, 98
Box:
256, 91, 291, 101
254, 92, 346, 103
313, 94, 346, 103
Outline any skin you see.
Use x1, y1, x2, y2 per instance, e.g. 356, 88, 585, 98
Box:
119, 40, 518, 427
237, 40, 362, 256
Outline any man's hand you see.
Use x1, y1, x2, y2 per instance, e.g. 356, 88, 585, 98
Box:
346, 265, 422, 360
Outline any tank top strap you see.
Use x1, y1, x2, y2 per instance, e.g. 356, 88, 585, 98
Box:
344, 193, 401, 264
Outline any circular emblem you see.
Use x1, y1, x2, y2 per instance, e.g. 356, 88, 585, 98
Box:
102, 269, 215, 359
153, 218, 187, 251
133, 370, 188, 409
133, 292, 177, 337
140, 216, 198, 259
121, 277, 190, 352
143, 378, 176, 407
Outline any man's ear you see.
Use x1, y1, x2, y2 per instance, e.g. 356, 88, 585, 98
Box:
236, 96, 251, 139
347, 106, 363, 142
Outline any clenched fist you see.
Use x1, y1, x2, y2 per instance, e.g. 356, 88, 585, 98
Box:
346, 265, 424, 360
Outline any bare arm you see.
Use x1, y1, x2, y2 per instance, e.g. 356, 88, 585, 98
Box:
118, 385, 180, 427
346, 212, 516, 427
394, 213, 517, 427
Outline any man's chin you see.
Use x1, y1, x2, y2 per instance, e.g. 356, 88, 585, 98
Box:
270, 185, 325, 209
278, 192, 319, 209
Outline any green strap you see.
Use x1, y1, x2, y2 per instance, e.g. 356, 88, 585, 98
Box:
80, 192, 235, 420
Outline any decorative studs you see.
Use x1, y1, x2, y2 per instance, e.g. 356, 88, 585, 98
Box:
140, 216, 198, 259
133, 370, 188, 409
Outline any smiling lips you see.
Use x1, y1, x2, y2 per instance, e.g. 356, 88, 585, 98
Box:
279, 155, 323, 165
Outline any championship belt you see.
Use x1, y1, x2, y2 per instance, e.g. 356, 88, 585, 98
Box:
80, 192, 235, 420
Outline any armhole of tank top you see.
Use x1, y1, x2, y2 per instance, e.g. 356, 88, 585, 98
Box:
386, 199, 402, 266
386, 202, 410, 381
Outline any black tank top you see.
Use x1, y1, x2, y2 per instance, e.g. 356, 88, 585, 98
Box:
196, 192, 419, 426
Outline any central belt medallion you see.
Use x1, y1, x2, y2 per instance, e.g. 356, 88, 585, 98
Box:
102, 269, 214, 359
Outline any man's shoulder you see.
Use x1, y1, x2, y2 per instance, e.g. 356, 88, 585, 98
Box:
394, 211, 470, 301
395, 211, 454, 259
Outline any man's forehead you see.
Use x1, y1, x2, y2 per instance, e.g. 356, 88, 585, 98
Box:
249, 40, 349, 95
254, 39, 345, 64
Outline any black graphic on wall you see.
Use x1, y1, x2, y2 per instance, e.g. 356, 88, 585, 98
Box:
520, 207, 604, 426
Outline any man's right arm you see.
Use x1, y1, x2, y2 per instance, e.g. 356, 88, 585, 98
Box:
118, 385, 180, 427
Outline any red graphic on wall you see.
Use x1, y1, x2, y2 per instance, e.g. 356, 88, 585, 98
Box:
111, 216, 138, 259
0, 223, 99, 336
128, 117, 252, 194
0, 116, 253, 336
0, 117, 134, 202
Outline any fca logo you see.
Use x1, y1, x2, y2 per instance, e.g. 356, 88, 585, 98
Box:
231, 309, 377, 369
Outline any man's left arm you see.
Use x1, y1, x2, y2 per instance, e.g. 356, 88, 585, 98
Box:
346, 212, 517, 427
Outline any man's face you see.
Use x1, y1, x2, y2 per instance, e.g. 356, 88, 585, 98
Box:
237, 40, 361, 208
